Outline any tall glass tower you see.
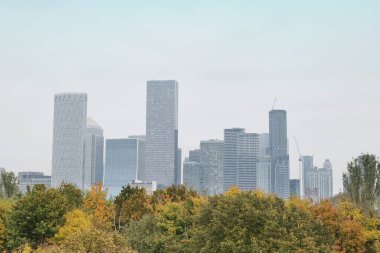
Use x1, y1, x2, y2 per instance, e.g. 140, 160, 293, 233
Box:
145, 80, 178, 188
52, 93, 87, 189
223, 128, 245, 192
269, 109, 290, 198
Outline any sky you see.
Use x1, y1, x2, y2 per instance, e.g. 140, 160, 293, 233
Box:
0, 1, 379, 194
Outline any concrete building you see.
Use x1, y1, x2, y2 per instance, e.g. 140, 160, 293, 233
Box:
104, 138, 145, 197
200, 140, 224, 195
236, 133, 260, 191
290, 179, 300, 197
183, 158, 201, 193
175, 148, 182, 185
189, 149, 201, 163
269, 109, 290, 198
83, 118, 104, 190
18, 172, 51, 194
52, 93, 87, 189
223, 128, 245, 192
145, 80, 179, 188
130, 180, 157, 196
257, 133, 271, 192
305, 167, 319, 202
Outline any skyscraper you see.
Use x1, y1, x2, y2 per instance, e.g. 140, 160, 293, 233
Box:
104, 138, 145, 197
200, 140, 224, 195
52, 93, 87, 189
236, 133, 260, 191
175, 148, 182, 185
145, 80, 178, 188
302, 155, 314, 197
269, 109, 290, 198
83, 118, 104, 190
223, 128, 245, 192
318, 159, 333, 200
257, 133, 271, 192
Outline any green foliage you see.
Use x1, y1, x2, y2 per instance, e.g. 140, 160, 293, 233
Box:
0, 171, 19, 198
343, 153, 380, 216
58, 183, 84, 210
6, 185, 79, 249
0, 198, 14, 251
114, 185, 151, 230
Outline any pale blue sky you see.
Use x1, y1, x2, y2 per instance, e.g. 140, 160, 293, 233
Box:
1, 1, 379, 194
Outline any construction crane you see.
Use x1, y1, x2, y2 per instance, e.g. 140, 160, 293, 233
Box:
294, 136, 303, 198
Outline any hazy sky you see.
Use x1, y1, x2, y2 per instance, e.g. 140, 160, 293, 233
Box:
1, 1, 379, 194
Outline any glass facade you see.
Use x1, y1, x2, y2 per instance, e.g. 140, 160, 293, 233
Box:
18, 172, 51, 194
200, 140, 224, 195
145, 80, 178, 188
269, 110, 290, 198
104, 139, 144, 197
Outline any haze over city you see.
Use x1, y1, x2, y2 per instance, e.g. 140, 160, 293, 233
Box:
1, 1, 380, 196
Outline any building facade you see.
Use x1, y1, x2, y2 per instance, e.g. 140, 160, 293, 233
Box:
223, 128, 245, 192
18, 172, 51, 194
145, 80, 179, 188
302, 155, 314, 197
183, 158, 202, 193
104, 138, 145, 197
200, 140, 224, 195
269, 110, 290, 198
318, 159, 333, 200
290, 179, 300, 197
257, 133, 271, 192
236, 133, 260, 191
83, 118, 104, 190
52, 93, 87, 189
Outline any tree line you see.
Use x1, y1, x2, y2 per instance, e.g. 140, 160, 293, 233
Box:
0, 153, 379, 252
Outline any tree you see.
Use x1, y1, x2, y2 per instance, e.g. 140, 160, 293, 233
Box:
114, 185, 151, 230
0, 198, 14, 251
6, 185, 68, 249
53, 209, 93, 242
84, 184, 114, 229
58, 183, 84, 210
0, 172, 18, 198
343, 154, 380, 216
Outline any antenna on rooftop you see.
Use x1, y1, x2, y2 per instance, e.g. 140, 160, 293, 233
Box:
271, 97, 277, 110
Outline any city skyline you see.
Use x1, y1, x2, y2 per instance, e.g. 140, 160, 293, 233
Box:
1, 2, 380, 195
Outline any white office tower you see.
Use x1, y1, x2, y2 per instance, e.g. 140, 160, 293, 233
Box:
236, 133, 260, 191
52, 93, 87, 189
305, 167, 319, 202
83, 117, 104, 190
318, 159, 333, 200
257, 133, 271, 192
145, 80, 178, 188
302, 156, 314, 197
200, 140, 224, 195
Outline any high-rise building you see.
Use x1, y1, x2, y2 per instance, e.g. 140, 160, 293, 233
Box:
236, 133, 260, 191
200, 140, 224, 195
269, 109, 290, 198
145, 80, 178, 188
189, 149, 201, 163
104, 138, 145, 197
175, 148, 182, 185
305, 167, 319, 202
290, 179, 300, 197
257, 133, 271, 192
302, 155, 314, 197
223, 128, 245, 192
183, 158, 201, 193
18, 172, 51, 194
52, 93, 87, 189
318, 159, 333, 200
83, 118, 104, 190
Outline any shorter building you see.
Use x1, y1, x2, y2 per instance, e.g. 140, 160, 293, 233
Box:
130, 180, 157, 196
200, 140, 224, 195
18, 172, 51, 194
104, 138, 145, 197
290, 179, 300, 197
183, 158, 202, 193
